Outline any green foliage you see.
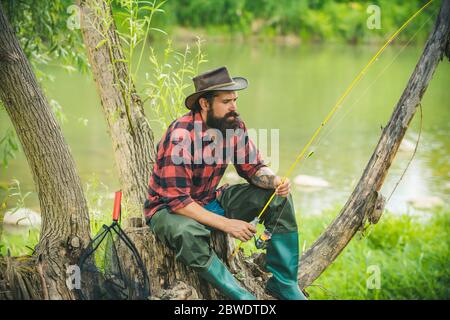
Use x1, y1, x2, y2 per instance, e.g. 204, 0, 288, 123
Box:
84, 175, 115, 236
0, 227, 39, 257
1, 0, 88, 72
0, 179, 36, 257
114, 0, 168, 74
0, 128, 18, 169
299, 208, 450, 299
109, 0, 208, 126
88, 0, 170, 131
160, 0, 436, 43
49, 99, 67, 125
164, 0, 251, 33
0, 0, 207, 256
0, 176, 124, 257
239, 206, 450, 299
0, 0, 89, 164
1, 179, 32, 216
144, 37, 207, 127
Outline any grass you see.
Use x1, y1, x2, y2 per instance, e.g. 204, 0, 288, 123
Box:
238, 205, 449, 299
1, 177, 449, 299
298, 207, 450, 300
0, 226, 39, 257
0, 175, 123, 257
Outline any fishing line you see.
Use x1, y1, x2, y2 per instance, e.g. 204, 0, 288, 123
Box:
358, 103, 423, 238
385, 103, 423, 205
305, 14, 434, 206
313, 11, 435, 155
231, 0, 434, 258
312, 14, 430, 210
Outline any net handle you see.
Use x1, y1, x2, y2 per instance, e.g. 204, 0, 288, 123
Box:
112, 190, 122, 222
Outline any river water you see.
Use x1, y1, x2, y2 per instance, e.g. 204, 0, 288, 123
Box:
0, 42, 449, 254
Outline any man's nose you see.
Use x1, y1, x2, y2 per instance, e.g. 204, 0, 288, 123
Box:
229, 101, 237, 111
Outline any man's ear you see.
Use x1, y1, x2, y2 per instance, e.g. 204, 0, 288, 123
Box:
198, 97, 209, 111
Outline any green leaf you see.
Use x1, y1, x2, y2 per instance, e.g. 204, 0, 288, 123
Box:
95, 39, 108, 49
150, 27, 167, 35
155, 0, 168, 10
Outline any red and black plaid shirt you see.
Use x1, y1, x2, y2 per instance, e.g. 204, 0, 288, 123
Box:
144, 110, 266, 220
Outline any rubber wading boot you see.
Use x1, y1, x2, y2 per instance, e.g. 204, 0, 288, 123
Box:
199, 254, 256, 300
265, 232, 307, 300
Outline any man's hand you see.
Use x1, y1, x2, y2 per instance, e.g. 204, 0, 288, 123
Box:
249, 168, 291, 197
274, 176, 291, 197
175, 203, 256, 241
223, 219, 257, 242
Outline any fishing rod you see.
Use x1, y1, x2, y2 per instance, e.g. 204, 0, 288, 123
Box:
231, 0, 434, 258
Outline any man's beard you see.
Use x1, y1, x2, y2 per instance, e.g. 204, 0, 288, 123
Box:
206, 108, 241, 135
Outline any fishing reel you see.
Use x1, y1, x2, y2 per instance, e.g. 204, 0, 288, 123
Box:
255, 229, 272, 249
250, 217, 272, 250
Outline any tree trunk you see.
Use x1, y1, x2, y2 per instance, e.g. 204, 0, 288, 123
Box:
124, 0, 449, 298
76, 0, 252, 299
0, 4, 91, 299
79, 0, 450, 299
1, 0, 448, 300
78, 0, 156, 212
298, 0, 450, 289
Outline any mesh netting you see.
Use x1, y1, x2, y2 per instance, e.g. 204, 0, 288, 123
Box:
77, 222, 150, 300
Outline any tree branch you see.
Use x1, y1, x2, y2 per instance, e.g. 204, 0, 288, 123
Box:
298, 0, 450, 289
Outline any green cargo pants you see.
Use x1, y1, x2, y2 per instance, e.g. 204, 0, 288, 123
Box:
148, 183, 298, 272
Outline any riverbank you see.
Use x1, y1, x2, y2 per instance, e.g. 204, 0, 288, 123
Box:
227, 205, 449, 299
162, 25, 430, 48
142, 0, 436, 46
3, 206, 448, 299
300, 207, 449, 299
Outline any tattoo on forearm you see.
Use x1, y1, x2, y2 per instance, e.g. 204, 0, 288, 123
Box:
250, 167, 277, 189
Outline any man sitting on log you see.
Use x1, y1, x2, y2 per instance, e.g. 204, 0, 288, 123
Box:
144, 66, 306, 300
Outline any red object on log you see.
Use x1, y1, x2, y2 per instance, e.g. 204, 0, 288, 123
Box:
112, 191, 122, 222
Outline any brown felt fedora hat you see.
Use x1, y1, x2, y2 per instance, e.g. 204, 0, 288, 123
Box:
185, 66, 248, 109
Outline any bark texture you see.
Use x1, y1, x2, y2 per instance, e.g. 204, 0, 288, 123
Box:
1, 0, 448, 300
76, 0, 256, 299
125, 0, 450, 297
121, 220, 273, 299
78, 0, 156, 212
0, 4, 91, 299
122, 0, 450, 298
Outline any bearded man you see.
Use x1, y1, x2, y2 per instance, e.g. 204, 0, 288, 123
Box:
144, 66, 306, 300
